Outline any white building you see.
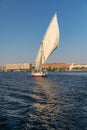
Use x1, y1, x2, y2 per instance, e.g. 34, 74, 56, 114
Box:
6, 63, 32, 71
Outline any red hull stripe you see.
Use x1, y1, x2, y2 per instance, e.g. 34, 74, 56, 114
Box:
32, 74, 46, 77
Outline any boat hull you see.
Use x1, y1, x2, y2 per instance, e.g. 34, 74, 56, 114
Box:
31, 72, 47, 77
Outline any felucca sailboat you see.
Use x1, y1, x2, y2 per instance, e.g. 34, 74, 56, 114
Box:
32, 13, 60, 77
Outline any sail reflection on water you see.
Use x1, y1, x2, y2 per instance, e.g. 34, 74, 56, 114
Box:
26, 77, 61, 129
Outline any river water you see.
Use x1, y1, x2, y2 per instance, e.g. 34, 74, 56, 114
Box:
0, 71, 87, 130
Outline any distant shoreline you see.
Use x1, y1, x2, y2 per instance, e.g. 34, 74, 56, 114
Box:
0, 62, 87, 72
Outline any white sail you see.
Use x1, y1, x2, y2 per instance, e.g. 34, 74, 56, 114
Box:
35, 13, 59, 71
35, 44, 43, 71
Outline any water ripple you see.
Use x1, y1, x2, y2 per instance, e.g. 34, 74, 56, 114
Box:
0, 72, 87, 130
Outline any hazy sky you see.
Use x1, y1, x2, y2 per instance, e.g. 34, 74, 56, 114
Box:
0, 0, 87, 66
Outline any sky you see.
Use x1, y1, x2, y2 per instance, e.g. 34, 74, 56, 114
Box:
0, 0, 87, 66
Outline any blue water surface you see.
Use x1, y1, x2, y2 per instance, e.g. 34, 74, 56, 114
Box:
0, 71, 87, 130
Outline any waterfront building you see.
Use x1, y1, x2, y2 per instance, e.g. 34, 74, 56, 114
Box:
0, 66, 6, 71
69, 63, 87, 71
6, 63, 32, 71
